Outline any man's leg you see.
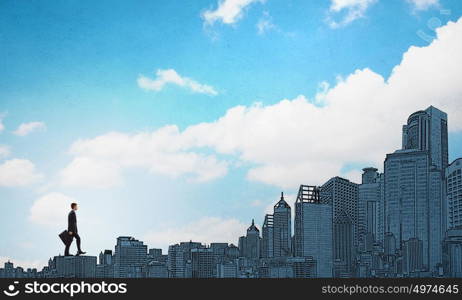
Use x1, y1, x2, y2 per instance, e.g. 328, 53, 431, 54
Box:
74, 233, 82, 253
65, 236, 74, 256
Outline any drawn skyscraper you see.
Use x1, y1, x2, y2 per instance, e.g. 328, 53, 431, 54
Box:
273, 192, 292, 257
446, 158, 462, 229
385, 106, 447, 274
238, 220, 261, 259
294, 185, 333, 277
321, 177, 358, 274
401, 106, 448, 170
261, 214, 274, 258
358, 167, 385, 249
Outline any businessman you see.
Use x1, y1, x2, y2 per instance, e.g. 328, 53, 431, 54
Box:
65, 203, 86, 256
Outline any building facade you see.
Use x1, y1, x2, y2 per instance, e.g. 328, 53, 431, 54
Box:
358, 167, 385, 248
294, 185, 333, 277
261, 214, 274, 258
167, 241, 203, 278
113, 236, 147, 278
321, 177, 358, 274
273, 193, 292, 257
191, 248, 214, 278
54, 256, 97, 278
385, 106, 448, 274
443, 227, 462, 277
447, 158, 462, 229
238, 220, 261, 259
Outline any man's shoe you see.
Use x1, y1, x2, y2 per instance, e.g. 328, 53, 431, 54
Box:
76, 251, 86, 256
64, 254, 73, 257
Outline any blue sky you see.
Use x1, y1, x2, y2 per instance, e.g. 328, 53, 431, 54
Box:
1, 0, 462, 268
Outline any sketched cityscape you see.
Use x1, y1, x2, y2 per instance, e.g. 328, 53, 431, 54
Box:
1, 106, 462, 278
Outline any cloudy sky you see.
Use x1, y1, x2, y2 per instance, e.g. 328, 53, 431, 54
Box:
1, 0, 462, 269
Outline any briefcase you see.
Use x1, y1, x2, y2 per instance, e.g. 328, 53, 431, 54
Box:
59, 230, 73, 246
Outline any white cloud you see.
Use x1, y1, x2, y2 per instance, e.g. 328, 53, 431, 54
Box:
60, 129, 228, 188
406, 0, 439, 11
0, 145, 10, 159
182, 17, 462, 187
143, 217, 247, 250
0, 159, 43, 187
13, 121, 46, 136
62, 17, 462, 189
202, 0, 265, 26
29, 192, 73, 227
328, 0, 377, 28
0, 257, 45, 270
60, 157, 123, 189
137, 69, 218, 96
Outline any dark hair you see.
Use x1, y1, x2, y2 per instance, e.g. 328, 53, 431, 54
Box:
71, 203, 77, 209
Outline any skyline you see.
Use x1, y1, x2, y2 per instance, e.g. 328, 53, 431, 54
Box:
1, 0, 462, 269
0, 104, 460, 278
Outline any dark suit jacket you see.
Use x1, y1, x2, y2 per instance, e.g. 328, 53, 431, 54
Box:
68, 210, 78, 234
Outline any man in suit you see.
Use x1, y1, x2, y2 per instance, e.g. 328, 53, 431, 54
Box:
64, 203, 86, 256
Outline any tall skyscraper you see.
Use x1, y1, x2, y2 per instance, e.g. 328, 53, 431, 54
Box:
294, 185, 333, 277
321, 177, 358, 273
167, 244, 186, 278
113, 236, 147, 278
238, 220, 261, 259
446, 158, 462, 229
333, 211, 354, 275
385, 106, 447, 273
273, 192, 292, 257
261, 214, 274, 258
358, 167, 385, 248
402, 106, 448, 171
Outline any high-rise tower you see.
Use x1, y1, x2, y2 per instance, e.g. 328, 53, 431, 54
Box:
402, 106, 448, 170
294, 185, 333, 277
273, 192, 292, 257
358, 167, 385, 248
238, 219, 261, 259
321, 177, 359, 274
261, 214, 274, 258
385, 106, 447, 273
446, 159, 462, 229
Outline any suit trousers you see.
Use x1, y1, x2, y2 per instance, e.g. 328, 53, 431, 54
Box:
64, 232, 82, 255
